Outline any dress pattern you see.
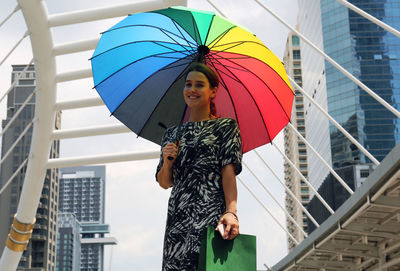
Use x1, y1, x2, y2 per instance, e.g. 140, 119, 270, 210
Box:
156, 118, 242, 271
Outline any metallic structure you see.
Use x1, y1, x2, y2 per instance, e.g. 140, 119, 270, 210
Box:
0, 0, 399, 270
282, 31, 310, 250
273, 143, 400, 271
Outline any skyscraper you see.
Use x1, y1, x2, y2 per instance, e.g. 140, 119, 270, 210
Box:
283, 30, 311, 250
58, 166, 116, 271
320, 0, 400, 167
0, 65, 61, 271
56, 213, 81, 271
297, 1, 332, 191
298, 0, 400, 189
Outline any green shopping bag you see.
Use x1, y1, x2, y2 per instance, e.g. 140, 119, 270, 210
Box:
198, 226, 256, 271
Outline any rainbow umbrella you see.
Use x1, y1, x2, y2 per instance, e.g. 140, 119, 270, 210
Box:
91, 6, 294, 153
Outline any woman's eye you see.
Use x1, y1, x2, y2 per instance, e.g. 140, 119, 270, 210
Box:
196, 84, 204, 88
185, 83, 192, 88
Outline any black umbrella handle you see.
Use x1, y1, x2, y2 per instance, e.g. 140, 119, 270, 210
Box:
167, 124, 183, 160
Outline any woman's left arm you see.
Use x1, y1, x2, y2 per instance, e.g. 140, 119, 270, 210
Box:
216, 163, 240, 240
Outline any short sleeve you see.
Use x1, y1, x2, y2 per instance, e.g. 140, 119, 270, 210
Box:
155, 127, 175, 182
219, 119, 243, 175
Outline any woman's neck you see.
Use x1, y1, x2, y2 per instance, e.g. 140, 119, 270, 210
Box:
188, 108, 212, 122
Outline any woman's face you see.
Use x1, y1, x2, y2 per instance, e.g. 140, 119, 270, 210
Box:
184, 71, 216, 110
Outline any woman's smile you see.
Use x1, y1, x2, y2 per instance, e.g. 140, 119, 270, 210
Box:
184, 71, 216, 109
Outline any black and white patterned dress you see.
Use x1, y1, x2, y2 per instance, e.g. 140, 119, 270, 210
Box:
156, 118, 243, 271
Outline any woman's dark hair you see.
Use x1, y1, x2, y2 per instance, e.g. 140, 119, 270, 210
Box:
186, 63, 219, 116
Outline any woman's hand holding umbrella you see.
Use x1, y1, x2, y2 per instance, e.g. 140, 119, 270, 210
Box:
162, 142, 180, 163
157, 141, 180, 189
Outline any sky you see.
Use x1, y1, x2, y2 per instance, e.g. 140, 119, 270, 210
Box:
0, 0, 299, 270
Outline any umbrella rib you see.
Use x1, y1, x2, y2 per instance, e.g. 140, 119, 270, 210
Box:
202, 14, 215, 47
205, 61, 242, 84
101, 24, 197, 48
211, 40, 271, 53
207, 26, 236, 50
211, 52, 292, 124
91, 40, 192, 60
158, 57, 197, 72
207, 51, 253, 60
188, 11, 202, 46
135, 59, 193, 138
205, 57, 240, 129
157, 27, 196, 55
169, 18, 198, 53
207, 54, 274, 142
153, 41, 195, 57
93, 50, 190, 89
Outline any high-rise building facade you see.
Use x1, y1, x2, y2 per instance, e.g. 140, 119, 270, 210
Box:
58, 166, 116, 271
320, 0, 400, 167
56, 213, 81, 271
283, 31, 311, 250
298, 0, 400, 189
59, 166, 105, 224
297, 1, 332, 191
0, 65, 61, 271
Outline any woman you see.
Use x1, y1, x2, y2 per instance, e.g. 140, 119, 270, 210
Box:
156, 63, 242, 271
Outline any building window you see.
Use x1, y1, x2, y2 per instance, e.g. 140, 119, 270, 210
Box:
360, 170, 370, 178
301, 195, 309, 201
293, 69, 302, 75
293, 50, 301, 59
373, 54, 382, 60
292, 35, 300, 46
18, 79, 35, 85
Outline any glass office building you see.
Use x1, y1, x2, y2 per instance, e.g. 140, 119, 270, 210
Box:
320, 0, 400, 167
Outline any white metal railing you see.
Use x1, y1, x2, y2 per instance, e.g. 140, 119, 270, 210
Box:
289, 77, 380, 166
0, 5, 20, 28
253, 150, 319, 228
238, 176, 300, 245
51, 123, 130, 140
0, 89, 36, 137
0, 121, 34, 170
335, 0, 400, 38
273, 143, 335, 214
0, 59, 34, 104
243, 161, 308, 238
54, 97, 103, 111
287, 123, 353, 195
0, 31, 29, 66
0, 158, 29, 196
53, 38, 99, 56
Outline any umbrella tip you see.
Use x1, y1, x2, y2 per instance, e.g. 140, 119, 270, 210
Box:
197, 45, 210, 62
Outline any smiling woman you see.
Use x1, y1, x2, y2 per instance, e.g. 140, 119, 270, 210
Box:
156, 63, 243, 270
183, 63, 219, 121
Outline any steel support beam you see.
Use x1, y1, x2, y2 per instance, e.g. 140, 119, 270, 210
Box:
46, 151, 160, 169
0, 0, 56, 270
51, 124, 130, 139
47, 0, 187, 27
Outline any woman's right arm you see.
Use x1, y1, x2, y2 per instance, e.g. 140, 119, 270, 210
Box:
157, 142, 178, 189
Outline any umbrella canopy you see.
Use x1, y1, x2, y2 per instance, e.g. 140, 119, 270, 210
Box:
91, 6, 294, 153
